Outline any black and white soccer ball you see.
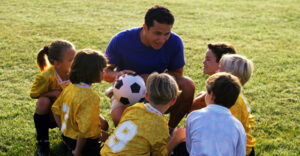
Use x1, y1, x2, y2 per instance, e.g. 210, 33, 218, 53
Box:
113, 74, 146, 105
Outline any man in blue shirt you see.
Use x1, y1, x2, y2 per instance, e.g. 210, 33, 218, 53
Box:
104, 5, 195, 132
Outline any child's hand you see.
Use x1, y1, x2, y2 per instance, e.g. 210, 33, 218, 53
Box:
40, 90, 61, 98
172, 127, 186, 143
189, 91, 207, 113
100, 130, 110, 142
196, 91, 206, 98
72, 149, 82, 156
52, 90, 61, 98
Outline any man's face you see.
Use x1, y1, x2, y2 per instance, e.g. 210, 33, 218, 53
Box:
144, 20, 172, 50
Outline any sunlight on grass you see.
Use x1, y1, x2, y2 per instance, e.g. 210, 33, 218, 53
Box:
0, 0, 299, 155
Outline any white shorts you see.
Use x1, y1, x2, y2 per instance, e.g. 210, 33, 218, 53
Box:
105, 87, 127, 113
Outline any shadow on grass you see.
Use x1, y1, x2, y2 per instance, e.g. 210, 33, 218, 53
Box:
50, 141, 70, 156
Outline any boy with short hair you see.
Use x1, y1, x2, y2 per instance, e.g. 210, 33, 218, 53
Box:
101, 72, 183, 156
185, 72, 246, 155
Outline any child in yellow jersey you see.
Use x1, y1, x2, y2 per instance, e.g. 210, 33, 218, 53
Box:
52, 49, 109, 156
101, 73, 185, 156
219, 54, 256, 156
30, 40, 76, 156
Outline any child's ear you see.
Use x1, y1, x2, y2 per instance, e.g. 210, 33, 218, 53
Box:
145, 92, 149, 102
209, 92, 215, 102
169, 98, 177, 107
53, 60, 60, 67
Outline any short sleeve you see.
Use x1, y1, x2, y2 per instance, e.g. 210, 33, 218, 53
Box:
105, 35, 121, 66
30, 74, 49, 98
168, 36, 185, 70
151, 141, 168, 156
76, 96, 101, 138
230, 95, 243, 121
51, 93, 63, 115
237, 127, 247, 156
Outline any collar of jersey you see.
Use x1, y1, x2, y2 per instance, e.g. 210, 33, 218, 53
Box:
207, 104, 231, 115
144, 103, 162, 116
54, 67, 70, 86
241, 93, 251, 113
75, 82, 91, 88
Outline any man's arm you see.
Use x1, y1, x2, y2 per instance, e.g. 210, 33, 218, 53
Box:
104, 64, 136, 83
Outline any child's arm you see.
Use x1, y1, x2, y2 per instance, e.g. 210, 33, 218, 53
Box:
167, 127, 186, 153
40, 90, 61, 98
53, 113, 61, 129
72, 136, 87, 156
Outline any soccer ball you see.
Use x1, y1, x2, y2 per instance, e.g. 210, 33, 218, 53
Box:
113, 74, 146, 106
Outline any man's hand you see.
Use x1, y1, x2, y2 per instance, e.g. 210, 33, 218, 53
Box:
117, 70, 136, 78
104, 64, 136, 82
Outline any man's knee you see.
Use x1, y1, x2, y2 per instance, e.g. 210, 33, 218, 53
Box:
176, 76, 195, 98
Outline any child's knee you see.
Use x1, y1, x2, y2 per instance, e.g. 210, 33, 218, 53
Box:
36, 96, 52, 114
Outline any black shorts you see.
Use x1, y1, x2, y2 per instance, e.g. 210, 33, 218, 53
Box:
171, 142, 189, 156
62, 135, 101, 156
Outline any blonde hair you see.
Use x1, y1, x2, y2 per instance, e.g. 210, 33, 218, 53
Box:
220, 54, 254, 85
146, 72, 181, 105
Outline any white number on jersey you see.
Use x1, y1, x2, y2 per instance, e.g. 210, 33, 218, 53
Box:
108, 120, 137, 153
61, 103, 70, 133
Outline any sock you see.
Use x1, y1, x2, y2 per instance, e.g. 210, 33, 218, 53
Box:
34, 113, 50, 141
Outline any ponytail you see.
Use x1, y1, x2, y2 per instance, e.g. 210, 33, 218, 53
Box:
37, 45, 49, 72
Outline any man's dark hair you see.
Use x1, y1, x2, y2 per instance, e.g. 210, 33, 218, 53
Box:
145, 5, 174, 28
206, 72, 241, 108
70, 49, 107, 84
208, 43, 236, 63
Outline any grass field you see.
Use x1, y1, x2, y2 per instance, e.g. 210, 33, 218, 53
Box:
0, 0, 299, 155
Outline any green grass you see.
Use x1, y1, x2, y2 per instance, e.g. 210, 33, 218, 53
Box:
0, 0, 299, 155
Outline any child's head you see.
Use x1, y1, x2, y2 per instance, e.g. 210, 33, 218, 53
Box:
146, 72, 181, 105
205, 72, 241, 108
70, 49, 107, 84
219, 54, 254, 85
203, 43, 236, 75
37, 40, 76, 72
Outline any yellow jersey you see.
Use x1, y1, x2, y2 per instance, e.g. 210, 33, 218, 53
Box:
101, 103, 169, 156
230, 93, 256, 155
30, 66, 70, 98
52, 83, 102, 139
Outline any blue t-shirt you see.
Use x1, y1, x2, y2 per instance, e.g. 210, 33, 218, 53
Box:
105, 27, 185, 75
